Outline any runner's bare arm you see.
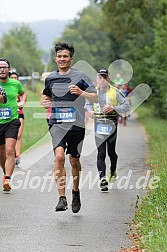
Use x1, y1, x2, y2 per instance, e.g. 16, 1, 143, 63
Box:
68, 85, 98, 103
18, 92, 27, 108
40, 95, 52, 109
81, 91, 98, 103
0, 94, 4, 103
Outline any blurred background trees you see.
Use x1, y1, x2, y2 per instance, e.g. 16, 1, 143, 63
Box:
47, 4, 111, 71
0, 0, 166, 118
92, 0, 167, 118
0, 24, 44, 75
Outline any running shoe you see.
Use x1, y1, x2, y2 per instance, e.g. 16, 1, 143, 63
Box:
15, 157, 20, 166
100, 177, 108, 192
55, 196, 68, 211
72, 190, 81, 213
3, 178, 11, 192
109, 171, 117, 183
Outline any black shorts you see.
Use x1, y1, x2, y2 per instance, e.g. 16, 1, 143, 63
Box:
49, 125, 85, 158
0, 119, 21, 145
19, 113, 24, 119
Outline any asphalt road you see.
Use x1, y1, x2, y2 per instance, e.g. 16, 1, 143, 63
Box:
0, 113, 149, 252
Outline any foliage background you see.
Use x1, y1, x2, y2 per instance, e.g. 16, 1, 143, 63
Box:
0, 0, 167, 119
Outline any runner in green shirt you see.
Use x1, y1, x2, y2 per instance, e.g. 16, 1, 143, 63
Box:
0, 59, 26, 192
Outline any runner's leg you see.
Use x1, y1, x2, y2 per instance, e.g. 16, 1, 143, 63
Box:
5, 138, 17, 177
54, 146, 66, 197
0, 144, 6, 174
69, 155, 81, 191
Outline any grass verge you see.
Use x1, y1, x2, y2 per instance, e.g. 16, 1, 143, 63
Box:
134, 105, 167, 251
22, 83, 48, 152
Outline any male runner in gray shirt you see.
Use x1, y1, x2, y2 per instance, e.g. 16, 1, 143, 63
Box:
41, 42, 98, 212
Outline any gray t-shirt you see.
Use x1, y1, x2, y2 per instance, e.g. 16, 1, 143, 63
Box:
43, 68, 96, 130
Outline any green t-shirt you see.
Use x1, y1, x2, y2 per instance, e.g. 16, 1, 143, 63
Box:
113, 77, 124, 85
0, 78, 24, 124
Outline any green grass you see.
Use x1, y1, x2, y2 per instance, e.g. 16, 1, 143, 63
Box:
22, 83, 48, 152
135, 105, 167, 251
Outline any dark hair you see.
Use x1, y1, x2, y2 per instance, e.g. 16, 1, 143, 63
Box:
0, 58, 10, 68
55, 42, 74, 57
9, 72, 19, 79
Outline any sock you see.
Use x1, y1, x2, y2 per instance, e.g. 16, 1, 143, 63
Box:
5, 176, 11, 180
72, 189, 79, 195
60, 196, 66, 199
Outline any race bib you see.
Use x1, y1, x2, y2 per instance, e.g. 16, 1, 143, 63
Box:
96, 119, 114, 135
55, 107, 76, 122
0, 108, 12, 119
96, 123, 113, 135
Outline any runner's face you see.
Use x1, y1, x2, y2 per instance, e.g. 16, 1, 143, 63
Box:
0, 61, 10, 80
55, 50, 73, 71
10, 74, 18, 80
97, 75, 110, 89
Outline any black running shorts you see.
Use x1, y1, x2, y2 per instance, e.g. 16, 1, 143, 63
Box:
0, 119, 21, 145
49, 125, 85, 158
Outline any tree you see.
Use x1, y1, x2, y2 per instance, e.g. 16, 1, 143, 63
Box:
47, 4, 111, 71
0, 24, 44, 75
93, 0, 167, 118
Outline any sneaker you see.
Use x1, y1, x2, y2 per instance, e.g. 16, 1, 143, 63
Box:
15, 157, 20, 166
100, 177, 108, 192
72, 190, 81, 213
55, 196, 68, 212
109, 171, 117, 183
3, 178, 11, 192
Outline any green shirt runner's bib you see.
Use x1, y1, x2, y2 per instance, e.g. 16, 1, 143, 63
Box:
0, 108, 12, 119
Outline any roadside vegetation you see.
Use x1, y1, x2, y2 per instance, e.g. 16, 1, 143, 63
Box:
22, 82, 48, 152
135, 105, 167, 251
